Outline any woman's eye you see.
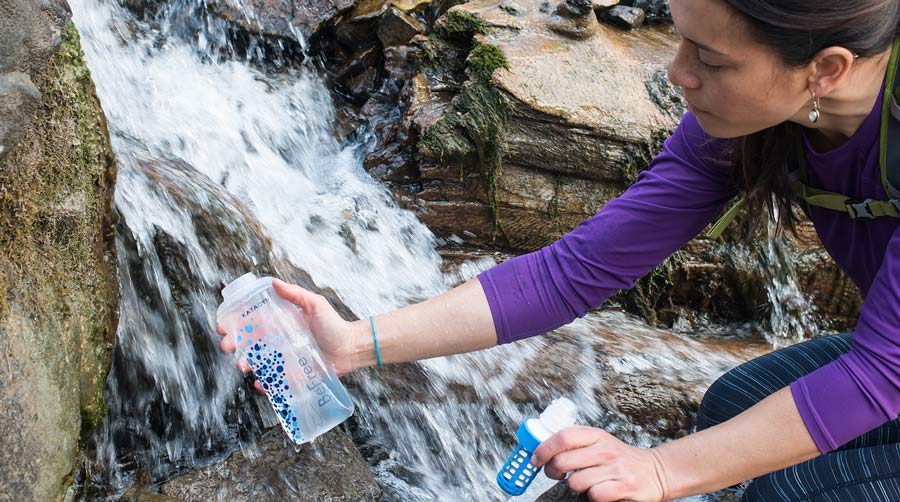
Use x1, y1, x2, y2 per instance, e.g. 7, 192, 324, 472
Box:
697, 54, 722, 72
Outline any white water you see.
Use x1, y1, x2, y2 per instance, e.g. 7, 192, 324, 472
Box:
70, 0, 752, 500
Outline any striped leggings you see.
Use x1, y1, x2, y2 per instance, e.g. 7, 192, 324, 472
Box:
697, 333, 900, 501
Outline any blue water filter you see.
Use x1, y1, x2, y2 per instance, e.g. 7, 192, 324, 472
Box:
497, 398, 578, 496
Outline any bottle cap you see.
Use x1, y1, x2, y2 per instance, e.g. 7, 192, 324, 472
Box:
539, 397, 578, 433
222, 272, 258, 300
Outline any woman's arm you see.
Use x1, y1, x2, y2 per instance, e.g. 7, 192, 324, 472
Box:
657, 386, 818, 499
345, 277, 498, 370
531, 386, 819, 501
225, 277, 497, 378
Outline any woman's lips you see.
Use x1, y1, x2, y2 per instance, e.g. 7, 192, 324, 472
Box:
686, 100, 704, 114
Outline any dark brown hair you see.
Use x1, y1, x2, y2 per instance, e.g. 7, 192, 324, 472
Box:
722, 0, 900, 237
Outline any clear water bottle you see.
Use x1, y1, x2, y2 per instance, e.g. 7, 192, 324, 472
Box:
497, 398, 578, 496
217, 273, 355, 445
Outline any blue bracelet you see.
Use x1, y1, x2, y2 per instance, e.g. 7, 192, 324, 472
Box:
370, 315, 383, 368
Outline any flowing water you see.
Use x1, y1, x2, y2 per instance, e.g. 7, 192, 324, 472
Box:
761, 206, 818, 349
71, 0, 771, 500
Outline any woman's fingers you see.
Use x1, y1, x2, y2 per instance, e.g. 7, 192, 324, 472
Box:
219, 335, 236, 353
585, 479, 630, 502
237, 358, 252, 373
544, 444, 619, 480
532, 426, 611, 468
272, 278, 322, 313
565, 465, 626, 494
253, 380, 265, 394
217, 324, 237, 353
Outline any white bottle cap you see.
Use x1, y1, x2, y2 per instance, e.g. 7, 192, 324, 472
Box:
222, 272, 258, 300
539, 397, 578, 434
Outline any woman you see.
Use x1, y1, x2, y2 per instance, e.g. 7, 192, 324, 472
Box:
219, 0, 900, 500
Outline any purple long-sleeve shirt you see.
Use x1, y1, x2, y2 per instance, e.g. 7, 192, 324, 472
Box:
478, 86, 900, 454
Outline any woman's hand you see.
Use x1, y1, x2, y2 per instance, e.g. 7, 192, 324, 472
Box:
531, 426, 671, 502
217, 278, 368, 393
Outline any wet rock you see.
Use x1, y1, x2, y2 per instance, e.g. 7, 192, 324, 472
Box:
559, 0, 593, 16
335, 0, 391, 50
392, 0, 433, 12
499, 0, 527, 16
645, 67, 685, 120
0, 8, 119, 501
330, 45, 383, 104
549, 0, 600, 39
0, 72, 41, 160
364, 142, 418, 182
606, 374, 697, 437
159, 428, 382, 501
377, 6, 427, 47
384, 45, 417, 80
206, 0, 356, 43
620, 0, 670, 23
603, 5, 645, 29
591, 0, 618, 9
536, 483, 587, 502
119, 487, 186, 501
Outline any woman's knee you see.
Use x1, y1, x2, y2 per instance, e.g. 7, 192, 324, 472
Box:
696, 367, 754, 430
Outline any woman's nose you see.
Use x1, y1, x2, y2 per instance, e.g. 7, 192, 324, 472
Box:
668, 44, 701, 90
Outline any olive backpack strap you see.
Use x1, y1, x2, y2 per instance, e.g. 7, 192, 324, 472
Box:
882, 37, 900, 206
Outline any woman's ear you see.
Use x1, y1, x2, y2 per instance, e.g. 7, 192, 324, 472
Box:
807, 47, 857, 97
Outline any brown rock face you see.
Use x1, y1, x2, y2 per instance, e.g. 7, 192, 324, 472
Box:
377, 6, 427, 47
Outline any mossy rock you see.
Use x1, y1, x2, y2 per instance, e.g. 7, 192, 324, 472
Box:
0, 18, 118, 501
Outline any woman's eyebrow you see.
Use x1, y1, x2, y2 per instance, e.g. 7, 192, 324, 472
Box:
686, 36, 728, 57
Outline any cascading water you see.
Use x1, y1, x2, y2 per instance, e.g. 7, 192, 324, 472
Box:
70, 0, 762, 500
761, 205, 819, 349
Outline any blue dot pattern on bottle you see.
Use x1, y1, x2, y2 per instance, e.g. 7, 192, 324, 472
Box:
239, 320, 303, 442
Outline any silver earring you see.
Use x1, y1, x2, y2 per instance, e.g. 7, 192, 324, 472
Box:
809, 92, 820, 123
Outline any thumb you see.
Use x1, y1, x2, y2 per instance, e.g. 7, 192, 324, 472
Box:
272, 278, 320, 313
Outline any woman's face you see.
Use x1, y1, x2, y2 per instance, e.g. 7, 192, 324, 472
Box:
667, 0, 812, 138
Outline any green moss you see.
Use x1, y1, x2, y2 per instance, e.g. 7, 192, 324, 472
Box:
467, 43, 510, 84
418, 38, 512, 238
419, 109, 472, 164
435, 10, 486, 40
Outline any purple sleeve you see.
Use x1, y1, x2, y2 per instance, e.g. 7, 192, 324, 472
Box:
790, 226, 900, 453
477, 113, 738, 344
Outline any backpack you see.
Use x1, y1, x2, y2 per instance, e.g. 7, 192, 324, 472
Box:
707, 37, 900, 239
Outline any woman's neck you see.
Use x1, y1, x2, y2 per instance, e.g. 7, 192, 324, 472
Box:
804, 47, 892, 152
